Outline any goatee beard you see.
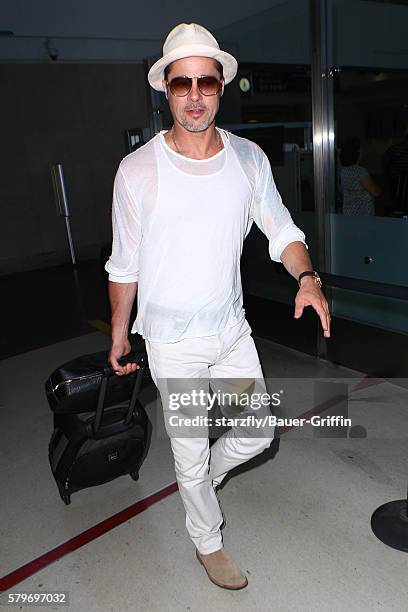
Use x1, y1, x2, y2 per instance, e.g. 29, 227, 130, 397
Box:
179, 115, 212, 133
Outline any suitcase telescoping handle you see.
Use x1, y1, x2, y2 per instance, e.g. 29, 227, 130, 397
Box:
93, 350, 147, 435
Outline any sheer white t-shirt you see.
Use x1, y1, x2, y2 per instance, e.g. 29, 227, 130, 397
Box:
105, 128, 307, 343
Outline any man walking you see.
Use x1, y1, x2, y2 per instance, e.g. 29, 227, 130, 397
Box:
105, 23, 330, 590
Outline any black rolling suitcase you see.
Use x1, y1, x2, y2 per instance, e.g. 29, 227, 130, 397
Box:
46, 349, 152, 505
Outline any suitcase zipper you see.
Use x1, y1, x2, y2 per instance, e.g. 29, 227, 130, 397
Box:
52, 356, 146, 392
52, 372, 100, 392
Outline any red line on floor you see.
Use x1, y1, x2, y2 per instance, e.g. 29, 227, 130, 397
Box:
0, 481, 178, 593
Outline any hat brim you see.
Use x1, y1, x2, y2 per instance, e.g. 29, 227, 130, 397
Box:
147, 43, 238, 91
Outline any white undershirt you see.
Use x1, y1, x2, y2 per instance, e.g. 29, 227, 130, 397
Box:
105, 128, 307, 343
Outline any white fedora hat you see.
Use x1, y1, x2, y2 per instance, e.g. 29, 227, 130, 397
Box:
147, 23, 238, 92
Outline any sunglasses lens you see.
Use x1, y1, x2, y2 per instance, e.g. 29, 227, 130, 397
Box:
169, 77, 192, 96
198, 76, 220, 95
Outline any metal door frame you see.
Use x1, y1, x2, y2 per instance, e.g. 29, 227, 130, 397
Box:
310, 0, 337, 358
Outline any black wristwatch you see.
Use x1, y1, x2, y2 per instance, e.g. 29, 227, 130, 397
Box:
298, 270, 322, 288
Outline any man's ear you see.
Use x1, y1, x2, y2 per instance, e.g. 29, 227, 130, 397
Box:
162, 80, 168, 100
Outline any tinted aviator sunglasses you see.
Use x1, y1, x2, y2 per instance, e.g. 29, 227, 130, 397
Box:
166, 75, 223, 97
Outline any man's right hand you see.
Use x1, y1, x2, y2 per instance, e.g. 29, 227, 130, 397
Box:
108, 338, 141, 376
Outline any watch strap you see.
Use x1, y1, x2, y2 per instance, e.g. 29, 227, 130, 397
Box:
298, 270, 322, 288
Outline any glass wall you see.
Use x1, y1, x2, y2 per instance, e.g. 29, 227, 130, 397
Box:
212, 0, 408, 362
330, 0, 408, 334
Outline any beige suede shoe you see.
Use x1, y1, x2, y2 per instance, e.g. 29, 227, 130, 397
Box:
196, 547, 248, 590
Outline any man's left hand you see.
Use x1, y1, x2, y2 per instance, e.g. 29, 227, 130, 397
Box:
294, 277, 331, 338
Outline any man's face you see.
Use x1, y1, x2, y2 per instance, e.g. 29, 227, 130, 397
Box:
163, 56, 224, 133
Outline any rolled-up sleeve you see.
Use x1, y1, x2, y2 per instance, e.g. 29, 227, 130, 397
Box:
104, 165, 142, 283
250, 150, 308, 262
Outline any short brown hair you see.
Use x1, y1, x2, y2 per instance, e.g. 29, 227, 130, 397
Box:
164, 59, 223, 82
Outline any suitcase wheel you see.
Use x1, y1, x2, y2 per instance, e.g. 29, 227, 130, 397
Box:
62, 493, 71, 505
130, 471, 139, 482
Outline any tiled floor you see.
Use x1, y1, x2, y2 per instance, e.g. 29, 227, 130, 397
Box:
0, 262, 407, 611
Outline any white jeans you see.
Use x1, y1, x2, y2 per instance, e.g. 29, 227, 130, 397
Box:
144, 317, 275, 554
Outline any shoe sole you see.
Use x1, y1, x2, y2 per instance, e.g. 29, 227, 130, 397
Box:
196, 549, 248, 590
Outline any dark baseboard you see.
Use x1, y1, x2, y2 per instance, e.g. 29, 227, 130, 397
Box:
326, 317, 408, 378
243, 293, 408, 378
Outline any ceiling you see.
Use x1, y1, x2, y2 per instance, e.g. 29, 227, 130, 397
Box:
1, 0, 291, 40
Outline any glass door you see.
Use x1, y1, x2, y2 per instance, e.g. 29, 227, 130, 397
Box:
326, 0, 408, 374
